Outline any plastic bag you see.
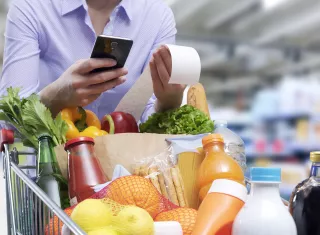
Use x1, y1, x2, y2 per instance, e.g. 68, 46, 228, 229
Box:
166, 134, 208, 156
166, 134, 208, 209
132, 146, 188, 208
92, 164, 132, 193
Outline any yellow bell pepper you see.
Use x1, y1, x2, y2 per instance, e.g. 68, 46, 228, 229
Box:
61, 107, 114, 140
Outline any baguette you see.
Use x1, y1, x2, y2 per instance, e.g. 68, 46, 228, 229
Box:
133, 166, 141, 176
175, 165, 189, 207
163, 168, 179, 206
187, 83, 210, 118
148, 167, 161, 193
139, 165, 149, 177
171, 167, 186, 207
158, 173, 169, 199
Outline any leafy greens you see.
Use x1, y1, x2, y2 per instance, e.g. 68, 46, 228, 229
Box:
139, 105, 214, 135
0, 87, 68, 150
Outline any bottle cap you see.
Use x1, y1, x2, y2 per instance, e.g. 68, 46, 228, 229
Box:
38, 133, 52, 140
64, 137, 94, 150
250, 167, 281, 183
310, 152, 320, 163
208, 179, 248, 202
202, 134, 224, 146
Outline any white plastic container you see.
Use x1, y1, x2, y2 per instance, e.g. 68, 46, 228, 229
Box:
232, 167, 297, 235
64, 221, 183, 235
154, 221, 183, 235
214, 120, 246, 172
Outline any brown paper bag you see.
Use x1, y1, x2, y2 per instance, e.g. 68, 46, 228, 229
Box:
55, 133, 174, 180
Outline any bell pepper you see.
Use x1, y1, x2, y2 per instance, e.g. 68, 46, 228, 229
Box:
61, 107, 114, 140
101, 112, 139, 134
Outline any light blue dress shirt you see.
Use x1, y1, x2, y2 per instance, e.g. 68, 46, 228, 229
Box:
0, 0, 177, 122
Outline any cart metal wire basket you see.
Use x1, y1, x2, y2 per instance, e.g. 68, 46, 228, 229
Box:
1, 129, 86, 235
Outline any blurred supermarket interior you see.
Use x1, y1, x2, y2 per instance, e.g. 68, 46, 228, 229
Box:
1, 0, 320, 200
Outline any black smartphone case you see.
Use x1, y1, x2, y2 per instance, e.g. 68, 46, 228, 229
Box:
90, 36, 133, 73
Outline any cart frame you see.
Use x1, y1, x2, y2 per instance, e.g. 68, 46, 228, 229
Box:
1, 129, 86, 235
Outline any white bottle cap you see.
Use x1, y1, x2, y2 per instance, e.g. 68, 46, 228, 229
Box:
154, 221, 183, 235
208, 179, 248, 202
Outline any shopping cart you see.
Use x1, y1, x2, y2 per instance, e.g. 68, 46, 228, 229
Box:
1, 129, 86, 235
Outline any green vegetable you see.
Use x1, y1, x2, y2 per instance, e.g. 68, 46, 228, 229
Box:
139, 105, 214, 135
0, 87, 68, 150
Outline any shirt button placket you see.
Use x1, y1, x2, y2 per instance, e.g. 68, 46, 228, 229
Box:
104, 7, 118, 35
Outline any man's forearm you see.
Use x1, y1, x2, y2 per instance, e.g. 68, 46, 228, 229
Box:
39, 84, 64, 117
155, 96, 183, 113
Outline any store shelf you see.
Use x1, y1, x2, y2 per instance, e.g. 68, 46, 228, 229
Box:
246, 151, 294, 159
246, 147, 319, 159
261, 112, 311, 122
289, 142, 320, 152
244, 137, 320, 160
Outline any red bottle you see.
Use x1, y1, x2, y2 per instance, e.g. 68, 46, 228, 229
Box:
65, 137, 107, 206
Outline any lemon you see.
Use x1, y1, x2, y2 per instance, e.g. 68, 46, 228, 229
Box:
71, 199, 113, 232
113, 206, 154, 235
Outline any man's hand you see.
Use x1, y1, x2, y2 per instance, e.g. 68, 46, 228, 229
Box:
150, 45, 186, 112
40, 58, 127, 116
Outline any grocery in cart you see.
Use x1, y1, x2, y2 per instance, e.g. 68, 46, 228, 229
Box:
0, 83, 314, 235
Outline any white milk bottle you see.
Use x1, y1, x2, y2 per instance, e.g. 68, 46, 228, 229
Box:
232, 167, 297, 235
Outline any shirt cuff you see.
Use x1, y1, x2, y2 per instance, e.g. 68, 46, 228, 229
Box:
139, 104, 156, 124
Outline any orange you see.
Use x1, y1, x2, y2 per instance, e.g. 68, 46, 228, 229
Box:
104, 175, 162, 218
155, 208, 197, 235
45, 208, 73, 235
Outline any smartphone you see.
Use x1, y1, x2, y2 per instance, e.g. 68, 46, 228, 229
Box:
90, 35, 133, 73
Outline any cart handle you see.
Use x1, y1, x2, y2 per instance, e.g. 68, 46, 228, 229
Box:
0, 129, 14, 152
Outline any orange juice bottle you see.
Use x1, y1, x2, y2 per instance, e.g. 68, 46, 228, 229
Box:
197, 134, 244, 201
192, 179, 247, 235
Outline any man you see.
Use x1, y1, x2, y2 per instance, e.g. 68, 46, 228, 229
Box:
0, 0, 185, 121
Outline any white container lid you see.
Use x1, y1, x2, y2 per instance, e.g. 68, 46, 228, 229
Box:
208, 179, 248, 202
154, 221, 183, 235
63, 222, 183, 235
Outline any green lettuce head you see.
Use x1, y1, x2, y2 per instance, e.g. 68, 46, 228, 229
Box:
139, 105, 214, 135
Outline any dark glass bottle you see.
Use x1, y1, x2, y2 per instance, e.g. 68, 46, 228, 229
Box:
36, 134, 63, 207
289, 151, 320, 235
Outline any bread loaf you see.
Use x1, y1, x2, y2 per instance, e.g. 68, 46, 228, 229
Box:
187, 83, 210, 118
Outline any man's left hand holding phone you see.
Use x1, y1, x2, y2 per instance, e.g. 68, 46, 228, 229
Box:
39, 35, 133, 117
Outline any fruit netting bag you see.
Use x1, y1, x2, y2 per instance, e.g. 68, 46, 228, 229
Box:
47, 176, 197, 235
91, 175, 179, 217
